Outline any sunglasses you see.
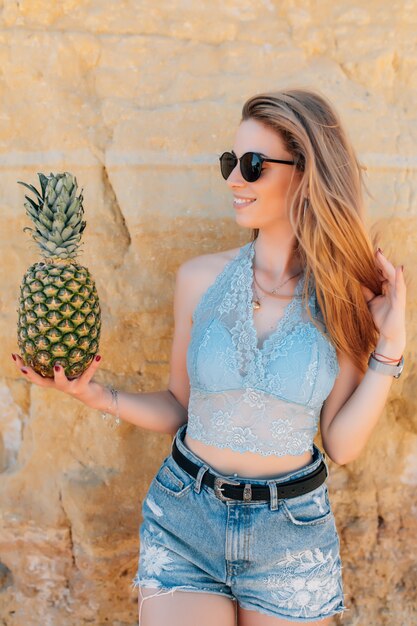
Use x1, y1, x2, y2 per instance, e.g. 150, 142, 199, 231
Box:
219, 151, 296, 182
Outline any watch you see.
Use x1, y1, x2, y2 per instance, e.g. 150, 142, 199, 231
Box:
368, 353, 404, 379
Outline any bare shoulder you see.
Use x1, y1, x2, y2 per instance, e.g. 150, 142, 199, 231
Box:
181, 245, 242, 276
177, 245, 243, 321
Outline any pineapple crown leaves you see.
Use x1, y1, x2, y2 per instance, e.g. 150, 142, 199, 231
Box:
17, 172, 87, 260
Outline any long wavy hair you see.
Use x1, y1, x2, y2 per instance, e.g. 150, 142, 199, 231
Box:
241, 88, 382, 373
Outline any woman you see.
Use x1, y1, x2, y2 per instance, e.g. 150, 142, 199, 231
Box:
13, 88, 407, 625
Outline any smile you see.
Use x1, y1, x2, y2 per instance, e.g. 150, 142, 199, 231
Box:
233, 198, 256, 207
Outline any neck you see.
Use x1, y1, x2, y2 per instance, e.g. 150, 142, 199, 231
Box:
253, 229, 303, 283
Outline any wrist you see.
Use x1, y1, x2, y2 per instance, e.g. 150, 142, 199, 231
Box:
100, 385, 121, 427
374, 336, 406, 363
73, 382, 111, 412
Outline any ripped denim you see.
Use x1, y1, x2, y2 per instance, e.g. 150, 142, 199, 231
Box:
132, 423, 347, 623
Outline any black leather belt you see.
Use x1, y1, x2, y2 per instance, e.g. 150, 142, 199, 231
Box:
172, 437, 327, 503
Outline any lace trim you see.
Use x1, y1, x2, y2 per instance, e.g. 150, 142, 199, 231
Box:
186, 427, 314, 457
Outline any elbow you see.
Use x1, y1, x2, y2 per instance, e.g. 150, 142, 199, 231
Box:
325, 449, 359, 465
325, 451, 349, 466
322, 441, 362, 466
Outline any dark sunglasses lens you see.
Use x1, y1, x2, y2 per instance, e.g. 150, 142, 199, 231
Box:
241, 152, 262, 182
219, 152, 237, 179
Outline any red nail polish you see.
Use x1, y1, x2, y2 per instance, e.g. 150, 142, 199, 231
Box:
12, 353, 16, 361
95, 355, 101, 362
54, 365, 61, 372
401, 265, 404, 272
21, 368, 28, 374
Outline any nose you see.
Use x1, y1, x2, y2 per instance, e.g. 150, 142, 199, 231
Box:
225, 161, 246, 188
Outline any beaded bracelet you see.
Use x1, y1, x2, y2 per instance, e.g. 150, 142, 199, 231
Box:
100, 385, 121, 429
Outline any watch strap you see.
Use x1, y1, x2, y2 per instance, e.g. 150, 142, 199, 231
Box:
368, 354, 404, 379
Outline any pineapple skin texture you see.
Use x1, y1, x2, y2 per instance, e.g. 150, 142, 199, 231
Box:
17, 260, 101, 379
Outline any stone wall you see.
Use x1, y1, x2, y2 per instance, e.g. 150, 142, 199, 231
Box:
1, 2, 416, 624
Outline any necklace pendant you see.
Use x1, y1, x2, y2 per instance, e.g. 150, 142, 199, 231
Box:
252, 299, 261, 310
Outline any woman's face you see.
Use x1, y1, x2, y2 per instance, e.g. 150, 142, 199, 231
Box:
225, 118, 303, 230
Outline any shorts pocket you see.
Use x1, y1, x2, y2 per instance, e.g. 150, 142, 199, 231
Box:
153, 454, 195, 498
281, 483, 333, 526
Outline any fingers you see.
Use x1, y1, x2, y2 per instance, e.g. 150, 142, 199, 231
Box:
376, 249, 396, 284
12, 353, 104, 394
11, 353, 104, 399
52, 362, 72, 390
73, 355, 103, 388
11, 353, 55, 388
52, 355, 103, 398
375, 248, 405, 291
394, 264, 407, 305
361, 284, 377, 304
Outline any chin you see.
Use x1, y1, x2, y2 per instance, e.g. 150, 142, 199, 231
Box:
234, 212, 261, 227
234, 216, 267, 231
234, 220, 260, 231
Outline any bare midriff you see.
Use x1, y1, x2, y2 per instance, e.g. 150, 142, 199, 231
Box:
184, 432, 314, 479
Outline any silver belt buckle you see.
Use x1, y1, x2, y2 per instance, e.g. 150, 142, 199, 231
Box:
213, 476, 242, 502
243, 483, 252, 502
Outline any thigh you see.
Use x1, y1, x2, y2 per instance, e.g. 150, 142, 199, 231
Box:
139, 587, 237, 626
237, 604, 332, 625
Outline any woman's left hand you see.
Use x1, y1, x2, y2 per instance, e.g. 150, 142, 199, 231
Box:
361, 249, 406, 345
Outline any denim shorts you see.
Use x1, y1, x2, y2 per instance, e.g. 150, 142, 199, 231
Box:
132, 423, 347, 623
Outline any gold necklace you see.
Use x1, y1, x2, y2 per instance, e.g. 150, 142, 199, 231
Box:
251, 245, 304, 310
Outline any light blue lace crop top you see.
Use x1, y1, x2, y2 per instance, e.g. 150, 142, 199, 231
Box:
186, 241, 340, 457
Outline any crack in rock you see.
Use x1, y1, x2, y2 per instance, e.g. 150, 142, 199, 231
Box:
101, 163, 132, 269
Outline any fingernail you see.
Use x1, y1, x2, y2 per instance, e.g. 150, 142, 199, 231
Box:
21, 368, 28, 374
11, 353, 16, 361
377, 247, 384, 255
95, 355, 101, 362
54, 365, 61, 372
401, 265, 404, 272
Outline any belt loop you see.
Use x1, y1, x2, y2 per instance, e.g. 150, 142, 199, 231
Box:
268, 481, 279, 511
194, 464, 209, 494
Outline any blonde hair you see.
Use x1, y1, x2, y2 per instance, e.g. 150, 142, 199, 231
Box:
241, 88, 382, 373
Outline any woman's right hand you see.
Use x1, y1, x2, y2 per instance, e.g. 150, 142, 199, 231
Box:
11, 352, 104, 405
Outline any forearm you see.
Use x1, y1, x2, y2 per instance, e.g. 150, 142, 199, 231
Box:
74, 382, 188, 435
323, 337, 405, 465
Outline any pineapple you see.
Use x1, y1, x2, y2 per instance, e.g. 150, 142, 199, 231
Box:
16, 172, 101, 379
